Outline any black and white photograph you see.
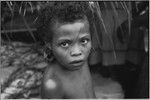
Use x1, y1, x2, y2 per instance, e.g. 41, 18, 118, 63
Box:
0, 1, 149, 99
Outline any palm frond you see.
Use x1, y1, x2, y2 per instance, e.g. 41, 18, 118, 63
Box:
95, 2, 117, 63
28, 2, 34, 13
6, 1, 13, 14
22, 15, 37, 42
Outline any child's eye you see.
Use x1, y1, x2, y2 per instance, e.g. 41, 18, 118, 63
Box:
81, 38, 89, 44
60, 42, 69, 47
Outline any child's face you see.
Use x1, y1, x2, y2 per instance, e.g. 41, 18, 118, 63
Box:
51, 19, 91, 70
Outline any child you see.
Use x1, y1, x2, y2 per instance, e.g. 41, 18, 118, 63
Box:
37, 2, 96, 99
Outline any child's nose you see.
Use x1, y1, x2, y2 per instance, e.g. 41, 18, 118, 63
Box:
70, 44, 82, 56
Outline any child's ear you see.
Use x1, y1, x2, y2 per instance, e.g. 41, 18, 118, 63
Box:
44, 43, 54, 62
45, 43, 52, 50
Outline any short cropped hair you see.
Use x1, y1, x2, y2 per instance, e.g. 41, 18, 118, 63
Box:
37, 1, 93, 43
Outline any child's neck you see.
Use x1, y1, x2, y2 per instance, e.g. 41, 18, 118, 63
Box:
54, 61, 90, 78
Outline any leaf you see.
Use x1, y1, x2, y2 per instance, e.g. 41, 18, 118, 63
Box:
6, 2, 13, 14
19, 2, 23, 14
22, 15, 37, 42
28, 2, 34, 13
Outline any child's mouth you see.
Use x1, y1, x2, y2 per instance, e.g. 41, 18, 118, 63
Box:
70, 60, 84, 66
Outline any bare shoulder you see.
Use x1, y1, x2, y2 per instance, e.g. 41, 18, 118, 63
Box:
41, 64, 64, 99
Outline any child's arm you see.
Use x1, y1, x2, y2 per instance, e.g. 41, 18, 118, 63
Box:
41, 66, 64, 99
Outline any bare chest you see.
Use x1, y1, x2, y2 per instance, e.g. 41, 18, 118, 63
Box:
61, 74, 95, 98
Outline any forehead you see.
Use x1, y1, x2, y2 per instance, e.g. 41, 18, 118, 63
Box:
52, 19, 90, 38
